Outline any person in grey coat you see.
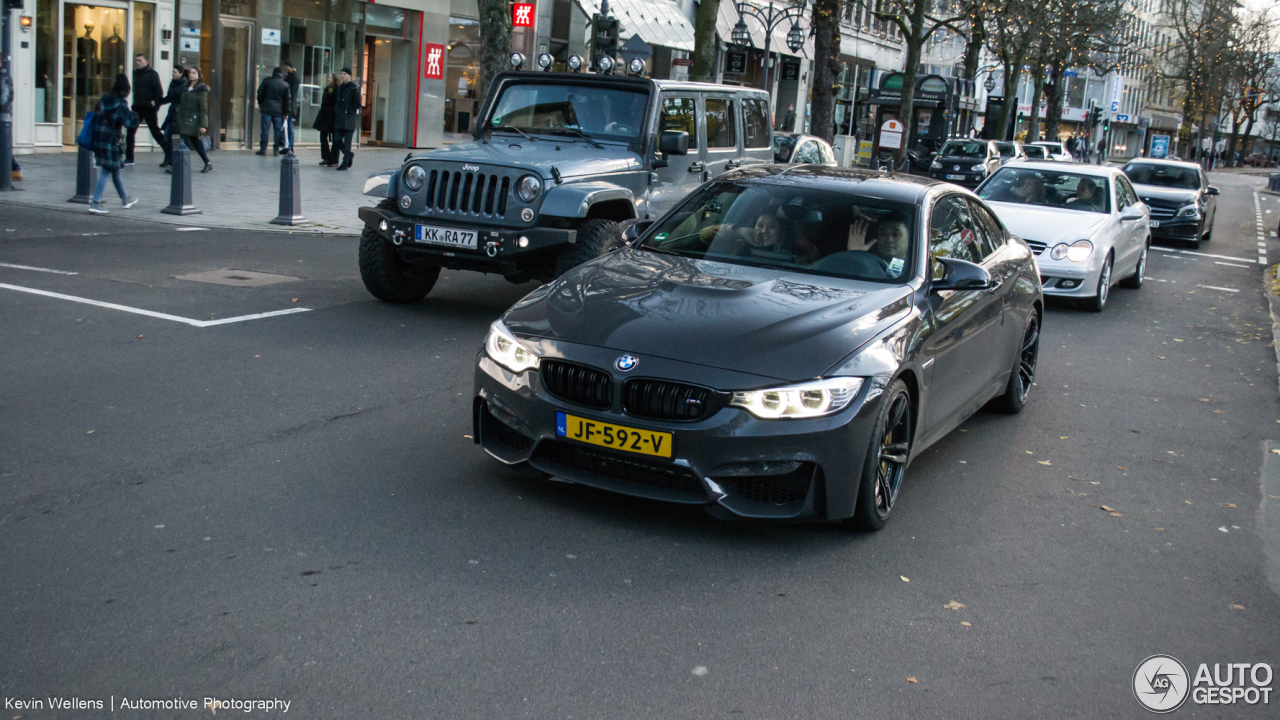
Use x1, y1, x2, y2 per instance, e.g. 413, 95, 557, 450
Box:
332, 68, 360, 171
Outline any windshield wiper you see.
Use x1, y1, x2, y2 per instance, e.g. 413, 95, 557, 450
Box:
545, 128, 604, 149
492, 126, 536, 142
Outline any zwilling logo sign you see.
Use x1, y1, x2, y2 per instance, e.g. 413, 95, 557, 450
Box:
423, 43, 445, 80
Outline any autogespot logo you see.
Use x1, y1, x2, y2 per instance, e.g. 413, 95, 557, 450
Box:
615, 355, 638, 372
1134, 655, 1190, 713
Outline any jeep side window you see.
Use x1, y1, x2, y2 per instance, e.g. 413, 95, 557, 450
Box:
705, 98, 736, 149
659, 97, 698, 149
741, 98, 770, 149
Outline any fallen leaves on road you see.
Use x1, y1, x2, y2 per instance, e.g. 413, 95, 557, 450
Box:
960, 622, 972, 627
1155, 528, 1165, 531
907, 677, 918, 683
1271, 449, 1280, 456
1155, 459, 1175, 465
944, 601, 965, 610
1037, 461, 1052, 466
1116, 466, 1128, 470
86, 430, 94, 434
1222, 504, 1237, 508
900, 576, 910, 583
1231, 605, 1245, 610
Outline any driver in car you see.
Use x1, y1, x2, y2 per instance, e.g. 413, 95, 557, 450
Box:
1066, 178, 1102, 210
846, 209, 911, 275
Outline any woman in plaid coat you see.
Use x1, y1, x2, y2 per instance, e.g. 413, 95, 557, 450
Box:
89, 74, 140, 214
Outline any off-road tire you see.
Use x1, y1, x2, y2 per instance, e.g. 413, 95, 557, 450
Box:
359, 225, 439, 303
554, 218, 623, 277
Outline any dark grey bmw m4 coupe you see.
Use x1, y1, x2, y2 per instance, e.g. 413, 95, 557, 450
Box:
473, 165, 1043, 529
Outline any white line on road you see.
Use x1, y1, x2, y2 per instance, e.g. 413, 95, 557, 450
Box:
1216, 261, 1253, 268
174, 227, 210, 232
0, 283, 312, 327
1199, 285, 1240, 292
0, 262, 79, 276
1150, 246, 1262, 263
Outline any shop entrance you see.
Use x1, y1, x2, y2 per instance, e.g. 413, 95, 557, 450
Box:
213, 16, 257, 149
361, 34, 413, 145
61, 2, 129, 144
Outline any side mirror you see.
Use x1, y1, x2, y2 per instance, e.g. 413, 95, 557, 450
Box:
1206, 186, 1219, 195
623, 220, 654, 242
659, 130, 689, 156
930, 257, 993, 293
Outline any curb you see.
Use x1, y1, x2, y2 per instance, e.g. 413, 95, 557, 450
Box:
1266, 267, 1280, 596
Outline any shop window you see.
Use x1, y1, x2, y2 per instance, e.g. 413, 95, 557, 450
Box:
445, 17, 482, 136
34, 0, 57, 123
134, 3, 153, 67
659, 96, 697, 149
705, 98, 735, 149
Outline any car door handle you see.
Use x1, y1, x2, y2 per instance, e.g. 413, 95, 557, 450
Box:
688, 162, 705, 173
725, 159, 742, 169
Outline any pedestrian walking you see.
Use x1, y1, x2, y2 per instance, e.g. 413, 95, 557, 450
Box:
775, 103, 795, 132
312, 73, 339, 167
125, 53, 165, 166
88, 74, 140, 214
255, 67, 291, 156
332, 68, 360, 171
171, 66, 212, 174
11, 158, 21, 183
1096, 139, 1105, 165
281, 58, 301, 153
157, 65, 188, 169
1065, 136, 1077, 161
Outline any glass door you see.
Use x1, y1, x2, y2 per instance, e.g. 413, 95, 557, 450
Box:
215, 17, 255, 148
62, 2, 129, 144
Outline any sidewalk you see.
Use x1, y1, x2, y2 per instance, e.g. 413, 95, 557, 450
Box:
1, 146, 415, 235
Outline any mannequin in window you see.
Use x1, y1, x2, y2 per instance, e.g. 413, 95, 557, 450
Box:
76, 24, 98, 96
102, 24, 127, 76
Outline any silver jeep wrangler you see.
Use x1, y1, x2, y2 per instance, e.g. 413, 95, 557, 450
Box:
357, 71, 773, 302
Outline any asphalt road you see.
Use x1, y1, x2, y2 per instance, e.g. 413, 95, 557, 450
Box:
2, 176, 1279, 718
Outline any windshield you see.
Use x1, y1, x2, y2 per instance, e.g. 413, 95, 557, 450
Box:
1123, 163, 1200, 190
939, 141, 987, 159
1034, 143, 1063, 153
1023, 146, 1047, 160
638, 181, 917, 284
995, 142, 1017, 158
773, 135, 799, 163
488, 83, 649, 140
978, 167, 1111, 214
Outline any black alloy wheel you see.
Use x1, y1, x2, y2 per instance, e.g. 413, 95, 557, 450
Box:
994, 313, 1040, 413
852, 379, 911, 531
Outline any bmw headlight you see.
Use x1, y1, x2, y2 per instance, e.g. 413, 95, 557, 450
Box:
970, 163, 986, 173
484, 320, 540, 373
730, 377, 864, 420
1176, 202, 1201, 219
404, 165, 426, 191
517, 175, 542, 203
1048, 240, 1093, 262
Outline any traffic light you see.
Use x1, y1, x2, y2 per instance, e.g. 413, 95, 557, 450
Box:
592, 15, 620, 73
1213, 126, 1223, 143
1102, 117, 1110, 134
1087, 106, 1102, 128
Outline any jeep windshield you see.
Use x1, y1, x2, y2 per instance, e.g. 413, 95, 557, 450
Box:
488, 83, 649, 142
638, 181, 917, 284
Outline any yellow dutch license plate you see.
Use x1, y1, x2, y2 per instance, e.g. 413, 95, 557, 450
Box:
556, 412, 673, 458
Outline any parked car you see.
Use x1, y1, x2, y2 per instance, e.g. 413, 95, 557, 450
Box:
1021, 144, 1049, 161
1244, 152, 1269, 167
1030, 141, 1073, 162
358, 70, 775, 301
473, 164, 1043, 529
976, 162, 1149, 312
929, 139, 1001, 187
773, 133, 837, 165
1120, 159, 1218, 246
995, 141, 1028, 165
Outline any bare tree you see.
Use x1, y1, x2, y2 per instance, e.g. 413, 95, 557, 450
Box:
478, 0, 513, 91
691, 0, 725, 81
809, 0, 844, 142
1153, 0, 1240, 159
1219, 9, 1276, 164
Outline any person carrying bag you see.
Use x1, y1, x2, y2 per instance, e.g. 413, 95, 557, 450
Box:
88, 74, 140, 214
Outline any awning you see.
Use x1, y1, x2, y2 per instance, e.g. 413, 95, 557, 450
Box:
716, 0, 813, 58
575, 0, 697, 52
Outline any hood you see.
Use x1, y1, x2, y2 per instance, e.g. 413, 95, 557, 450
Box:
413, 140, 641, 180
985, 202, 1110, 245
502, 250, 914, 382
1130, 183, 1198, 204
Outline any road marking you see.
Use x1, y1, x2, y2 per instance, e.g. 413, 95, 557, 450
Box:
0, 262, 79, 276
1199, 285, 1240, 293
0, 283, 312, 327
174, 227, 210, 232
1151, 246, 1261, 263
1216, 261, 1253, 268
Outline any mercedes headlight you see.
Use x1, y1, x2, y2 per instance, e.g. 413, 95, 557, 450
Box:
730, 377, 864, 420
485, 320, 540, 373
1048, 239, 1094, 263
404, 165, 426, 191
930, 159, 942, 169
517, 175, 542, 203
1176, 202, 1201, 219
971, 163, 986, 173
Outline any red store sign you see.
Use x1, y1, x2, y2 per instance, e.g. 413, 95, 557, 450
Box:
513, 3, 535, 27
423, 43, 445, 79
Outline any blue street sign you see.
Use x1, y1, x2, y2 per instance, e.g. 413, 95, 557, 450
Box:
1111, 101, 1119, 112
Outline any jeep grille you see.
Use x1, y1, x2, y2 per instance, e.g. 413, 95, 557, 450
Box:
417, 165, 518, 224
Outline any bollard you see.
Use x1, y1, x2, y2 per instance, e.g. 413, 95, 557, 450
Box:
270, 152, 305, 225
1269, 173, 1280, 193
161, 137, 200, 215
68, 145, 97, 204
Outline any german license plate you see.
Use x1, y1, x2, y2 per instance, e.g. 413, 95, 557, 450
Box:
415, 224, 478, 249
946, 174, 966, 181
1148, 220, 1160, 228
556, 412, 672, 458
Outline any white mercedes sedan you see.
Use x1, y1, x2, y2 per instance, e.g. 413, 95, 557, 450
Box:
975, 162, 1149, 312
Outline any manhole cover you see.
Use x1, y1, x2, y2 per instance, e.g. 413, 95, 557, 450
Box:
175, 269, 301, 287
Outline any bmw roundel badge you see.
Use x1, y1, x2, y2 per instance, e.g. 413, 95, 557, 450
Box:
615, 355, 639, 372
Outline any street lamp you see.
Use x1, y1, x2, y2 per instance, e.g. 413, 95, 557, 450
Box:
733, 0, 809, 101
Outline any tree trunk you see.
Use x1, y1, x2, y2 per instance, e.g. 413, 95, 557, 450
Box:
962, 17, 985, 83
809, 0, 842, 143
690, 0, 722, 82
1025, 72, 1046, 143
478, 0, 512, 93
893, 3, 927, 165
994, 45, 1027, 141
1043, 56, 1066, 143
1227, 111, 1243, 166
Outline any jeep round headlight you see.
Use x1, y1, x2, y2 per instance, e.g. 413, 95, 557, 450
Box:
597, 55, 614, 73
517, 175, 542, 203
404, 165, 426, 191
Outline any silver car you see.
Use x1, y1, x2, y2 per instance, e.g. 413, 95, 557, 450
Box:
975, 162, 1150, 312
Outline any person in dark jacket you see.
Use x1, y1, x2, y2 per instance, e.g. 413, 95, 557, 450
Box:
311, 73, 339, 166
89, 74, 140, 214
157, 65, 188, 168
125, 53, 165, 165
255, 67, 291, 156
332, 68, 360, 170
282, 58, 301, 152
171, 66, 212, 173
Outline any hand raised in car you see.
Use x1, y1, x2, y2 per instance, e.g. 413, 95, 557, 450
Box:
847, 216, 877, 252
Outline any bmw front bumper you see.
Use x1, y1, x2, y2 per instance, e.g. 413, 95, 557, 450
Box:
472, 339, 889, 522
